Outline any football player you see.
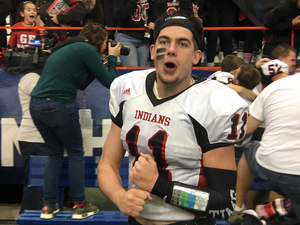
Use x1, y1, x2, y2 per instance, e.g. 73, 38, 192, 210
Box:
97, 11, 249, 225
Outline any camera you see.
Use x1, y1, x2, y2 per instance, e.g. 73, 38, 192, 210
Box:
109, 39, 130, 56
3, 46, 50, 74
2, 35, 53, 74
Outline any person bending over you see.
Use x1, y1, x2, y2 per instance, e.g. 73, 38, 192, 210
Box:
30, 22, 120, 220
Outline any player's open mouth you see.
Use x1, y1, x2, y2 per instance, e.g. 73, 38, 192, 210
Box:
163, 62, 177, 73
30, 15, 35, 18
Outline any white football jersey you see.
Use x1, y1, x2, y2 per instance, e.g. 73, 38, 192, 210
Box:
261, 59, 289, 76
208, 71, 234, 84
109, 69, 249, 221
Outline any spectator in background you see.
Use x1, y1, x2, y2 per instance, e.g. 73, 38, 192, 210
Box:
165, 0, 192, 14
18, 71, 49, 214
39, 0, 86, 41
263, 0, 300, 57
205, 0, 239, 67
235, 10, 263, 64
9, 1, 47, 48
103, 0, 118, 40
10, 0, 23, 25
164, 0, 210, 23
81, 0, 104, 26
192, 0, 210, 27
192, 0, 210, 65
113, 0, 164, 67
0, 0, 11, 50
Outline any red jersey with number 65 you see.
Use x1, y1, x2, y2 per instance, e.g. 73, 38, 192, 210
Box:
109, 69, 248, 221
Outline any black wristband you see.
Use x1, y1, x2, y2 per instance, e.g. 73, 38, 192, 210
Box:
151, 174, 173, 202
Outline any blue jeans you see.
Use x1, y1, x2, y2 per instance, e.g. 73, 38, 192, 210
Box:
30, 97, 85, 206
244, 141, 300, 221
115, 32, 150, 67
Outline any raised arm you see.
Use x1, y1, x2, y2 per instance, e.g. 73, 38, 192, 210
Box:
97, 121, 152, 217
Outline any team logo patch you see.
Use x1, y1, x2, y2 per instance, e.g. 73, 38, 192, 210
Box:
123, 88, 131, 95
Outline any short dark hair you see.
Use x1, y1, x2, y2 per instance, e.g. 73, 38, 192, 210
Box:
78, 22, 108, 52
237, 64, 261, 90
271, 43, 296, 59
153, 10, 203, 50
221, 55, 245, 72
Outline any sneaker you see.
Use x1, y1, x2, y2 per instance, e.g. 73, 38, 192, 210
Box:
40, 204, 60, 219
253, 46, 262, 55
72, 201, 99, 219
228, 210, 244, 224
243, 210, 263, 225
232, 42, 238, 54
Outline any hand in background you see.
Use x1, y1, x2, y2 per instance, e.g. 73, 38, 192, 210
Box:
147, 22, 155, 30
292, 15, 300, 27
255, 58, 272, 69
39, 29, 48, 38
49, 14, 59, 25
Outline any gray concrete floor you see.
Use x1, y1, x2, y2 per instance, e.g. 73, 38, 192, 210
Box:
0, 204, 20, 221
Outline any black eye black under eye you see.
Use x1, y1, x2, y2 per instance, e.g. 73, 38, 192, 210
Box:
156, 48, 166, 53
156, 55, 165, 61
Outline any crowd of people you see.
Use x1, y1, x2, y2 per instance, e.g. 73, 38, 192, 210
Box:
0, 0, 300, 224
1, 0, 300, 66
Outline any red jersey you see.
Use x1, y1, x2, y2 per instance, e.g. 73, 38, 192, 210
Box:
9, 22, 42, 48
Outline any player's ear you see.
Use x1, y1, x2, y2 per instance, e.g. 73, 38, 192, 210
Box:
150, 44, 155, 60
193, 50, 202, 65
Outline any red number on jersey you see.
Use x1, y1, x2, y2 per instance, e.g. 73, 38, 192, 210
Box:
131, 3, 149, 22
227, 112, 248, 140
126, 126, 172, 180
268, 63, 282, 75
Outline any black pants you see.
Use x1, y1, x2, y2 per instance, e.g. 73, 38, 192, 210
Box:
102, 0, 118, 40
205, 0, 239, 62
128, 216, 215, 225
19, 141, 49, 214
